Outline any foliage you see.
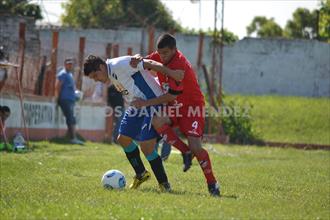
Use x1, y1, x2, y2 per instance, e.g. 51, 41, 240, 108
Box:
61, 0, 182, 31
284, 8, 318, 39
1, 142, 329, 219
246, 16, 283, 38
319, 0, 330, 42
246, 2, 329, 42
205, 94, 258, 144
220, 100, 258, 144
0, 0, 42, 20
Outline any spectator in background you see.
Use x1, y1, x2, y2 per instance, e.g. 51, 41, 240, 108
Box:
0, 105, 11, 149
107, 84, 125, 143
55, 58, 84, 145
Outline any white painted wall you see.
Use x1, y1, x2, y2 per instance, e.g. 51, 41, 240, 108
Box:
1, 95, 106, 130
223, 38, 330, 97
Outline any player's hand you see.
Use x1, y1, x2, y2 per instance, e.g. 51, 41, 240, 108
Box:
130, 54, 143, 68
131, 98, 146, 108
168, 69, 184, 81
173, 70, 184, 76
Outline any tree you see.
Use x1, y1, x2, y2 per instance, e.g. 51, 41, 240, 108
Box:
0, 0, 42, 20
246, 16, 283, 38
318, 0, 330, 42
205, 28, 239, 45
182, 28, 238, 45
284, 8, 318, 39
61, 0, 182, 31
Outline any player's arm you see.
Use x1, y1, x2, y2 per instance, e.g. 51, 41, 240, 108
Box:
142, 59, 184, 81
131, 93, 177, 108
130, 56, 184, 81
131, 77, 183, 108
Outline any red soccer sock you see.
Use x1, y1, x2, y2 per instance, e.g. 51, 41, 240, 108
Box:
195, 148, 217, 184
156, 124, 190, 153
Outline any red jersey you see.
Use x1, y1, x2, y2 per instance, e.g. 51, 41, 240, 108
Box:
148, 50, 205, 106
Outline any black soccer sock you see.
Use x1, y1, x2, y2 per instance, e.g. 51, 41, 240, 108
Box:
146, 150, 168, 184
123, 141, 146, 176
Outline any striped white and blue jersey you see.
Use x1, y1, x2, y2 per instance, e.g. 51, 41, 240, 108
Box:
106, 56, 163, 103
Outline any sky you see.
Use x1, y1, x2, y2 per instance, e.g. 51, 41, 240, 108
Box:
32, 0, 321, 39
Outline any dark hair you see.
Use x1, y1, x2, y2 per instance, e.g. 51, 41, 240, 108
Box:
0, 105, 10, 113
157, 33, 176, 49
83, 55, 106, 76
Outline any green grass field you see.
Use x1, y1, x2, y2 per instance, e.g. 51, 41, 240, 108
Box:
226, 95, 330, 145
1, 142, 329, 219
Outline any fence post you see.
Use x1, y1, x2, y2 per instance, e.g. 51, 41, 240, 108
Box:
18, 22, 25, 85
49, 31, 58, 97
127, 47, 133, 55
148, 26, 155, 54
106, 43, 112, 58
197, 32, 204, 68
77, 37, 85, 90
113, 44, 119, 58
16, 22, 30, 147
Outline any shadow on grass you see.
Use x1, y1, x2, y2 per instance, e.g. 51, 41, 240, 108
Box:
48, 132, 86, 144
138, 187, 238, 199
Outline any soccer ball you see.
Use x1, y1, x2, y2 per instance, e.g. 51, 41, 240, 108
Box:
101, 170, 126, 189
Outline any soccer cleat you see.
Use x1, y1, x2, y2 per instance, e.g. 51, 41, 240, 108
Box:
208, 182, 221, 197
129, 170, 151, 189
182, 152, 193, 172
159, 182, 172, 193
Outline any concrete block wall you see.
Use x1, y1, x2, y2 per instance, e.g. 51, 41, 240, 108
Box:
223, 38, 330, 97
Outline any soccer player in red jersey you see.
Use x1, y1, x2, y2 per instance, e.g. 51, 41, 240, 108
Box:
131, 33, 220, 197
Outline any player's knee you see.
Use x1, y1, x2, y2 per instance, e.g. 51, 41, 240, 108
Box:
140, 139, 156, 156
117, 134, 131, 147
191, 146, 204, 155
187, 136, 203, 154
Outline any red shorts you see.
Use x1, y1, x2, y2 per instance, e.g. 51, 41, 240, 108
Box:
166, 105, 205, 137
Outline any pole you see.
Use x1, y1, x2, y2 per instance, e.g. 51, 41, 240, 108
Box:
218, 0, 226, 137
211, 0, 218, 95
50, 31, 58, 97
197, 32, 204, 68
18, 23, 25, 84
148, 26, 155, 54
17, 22, 29, 148
218, 0, 224, 106
77, 37, 85, 90
106, 43, 112, 58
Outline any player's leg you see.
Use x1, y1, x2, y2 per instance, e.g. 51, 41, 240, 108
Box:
187, 136, 220, 196
117, 134, 147, 176
117, 108, 150, 188
139, 138, 171, 192
180, 111, 220, 197
160, 141, 172, 161
152, 114, 193, 172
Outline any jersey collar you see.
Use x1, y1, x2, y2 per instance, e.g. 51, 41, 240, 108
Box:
106, 59, 112, 79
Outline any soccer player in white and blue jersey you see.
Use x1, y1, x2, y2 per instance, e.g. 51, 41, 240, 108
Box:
83, 55, 183, 192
